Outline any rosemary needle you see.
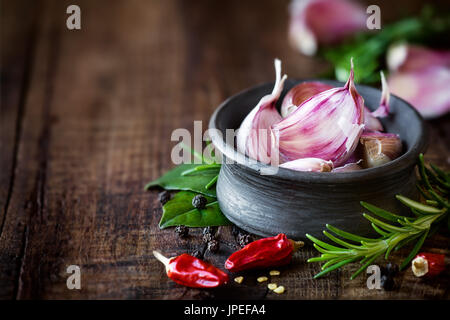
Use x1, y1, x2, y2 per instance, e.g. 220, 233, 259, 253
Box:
307, 154, 449, 279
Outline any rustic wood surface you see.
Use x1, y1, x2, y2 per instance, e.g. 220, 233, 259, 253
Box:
1, 0, 449, 300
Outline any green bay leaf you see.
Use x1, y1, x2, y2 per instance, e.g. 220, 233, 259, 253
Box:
145, 164, 219, 197
159, 191, 231, 229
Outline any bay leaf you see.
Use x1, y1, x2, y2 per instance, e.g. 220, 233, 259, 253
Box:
145, 164, 219, 197
159, 191, 231, 229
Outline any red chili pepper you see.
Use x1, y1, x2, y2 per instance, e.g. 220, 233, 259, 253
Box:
153, 251, 229, 288
225, 233, 304, 272
411, 252, 445, 277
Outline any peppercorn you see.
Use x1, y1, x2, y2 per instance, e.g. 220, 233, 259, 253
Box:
380, 274, 395, 291
237, 233, 252, 247
384, 262, 399, 276
207, 240, 220, 253
158, 191, 171, 205
175, 225, 188, 238
192, 195, 207, 209
203, 233, 214, 243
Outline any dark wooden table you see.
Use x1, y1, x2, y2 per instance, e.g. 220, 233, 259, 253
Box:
1, 0, 449, 299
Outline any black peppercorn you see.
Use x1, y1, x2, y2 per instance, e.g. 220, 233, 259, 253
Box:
202, 233, 213, 243
207, 240, 220, 253
385, 262, 399, 276
192, 195, 207, 209
380, 274, 395, 291
238, 233, 252, 247
175, 225, 188, 238
158, 191, 170, 205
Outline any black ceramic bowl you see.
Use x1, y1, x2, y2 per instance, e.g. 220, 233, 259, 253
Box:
209, 79, 428, 240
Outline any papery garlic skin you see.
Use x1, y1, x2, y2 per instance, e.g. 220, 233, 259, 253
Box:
272, 60, 365, 167
236, 59, 287, 163
289, 0, 366, 56
280, 158, 333, 172
360, 132, 402, 168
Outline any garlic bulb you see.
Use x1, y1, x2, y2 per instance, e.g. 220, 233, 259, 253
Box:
288, 0, 366, 56
236, 59, 287, 163
272, 59, 365, 167
388, 67, 450, 119
386, 44, 450, 119
360, 132, 402, 168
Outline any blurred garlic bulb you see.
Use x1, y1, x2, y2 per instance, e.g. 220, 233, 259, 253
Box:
387, 44, 450, 119
387, 43, 450, 73
360, 132, 402, 168
289, 0, 366, 56
272, 59, 365, 166
236, 59, 286, 163
280, 158, 333, 172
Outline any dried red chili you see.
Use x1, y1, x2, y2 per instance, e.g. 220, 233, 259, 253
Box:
153, 250, 229, 288
411, 252, 445, 277
225, 233, 304, 272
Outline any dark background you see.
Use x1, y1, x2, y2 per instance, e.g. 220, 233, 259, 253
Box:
1, 0, 449, 299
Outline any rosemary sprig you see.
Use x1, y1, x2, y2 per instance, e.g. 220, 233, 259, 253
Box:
307, 154, 449, 279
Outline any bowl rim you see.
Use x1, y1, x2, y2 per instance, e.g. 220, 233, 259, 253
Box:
208, 79, 429, 183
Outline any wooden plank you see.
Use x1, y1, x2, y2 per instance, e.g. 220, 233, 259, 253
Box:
0, 0, 40, 299
0, 0, 448, 300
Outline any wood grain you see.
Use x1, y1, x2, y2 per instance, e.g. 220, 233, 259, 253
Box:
0, 0, 448, 299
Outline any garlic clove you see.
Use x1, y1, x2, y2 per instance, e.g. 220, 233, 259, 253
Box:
388, 67, 450, 119
370, 71, 390, 118
360, 132, 402, 168
272, 59, 365, 167
288, 0, 366, 56
280, 158, 333, 172
364, 107, 384, 131
281, 81, 383, 131
281, 82, 333, 118
332, 159, 363, 172
236, 59, 286, 163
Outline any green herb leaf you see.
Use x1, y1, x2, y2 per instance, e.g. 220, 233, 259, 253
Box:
159, 191, 231, 229
145, 164, 219, 197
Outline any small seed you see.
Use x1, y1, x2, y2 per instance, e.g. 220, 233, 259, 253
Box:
269, 270, 280, 276
257, 276, 268, 283
273, 286, 285, 294
268, 283, 277, 290
234, 276, 244, 284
